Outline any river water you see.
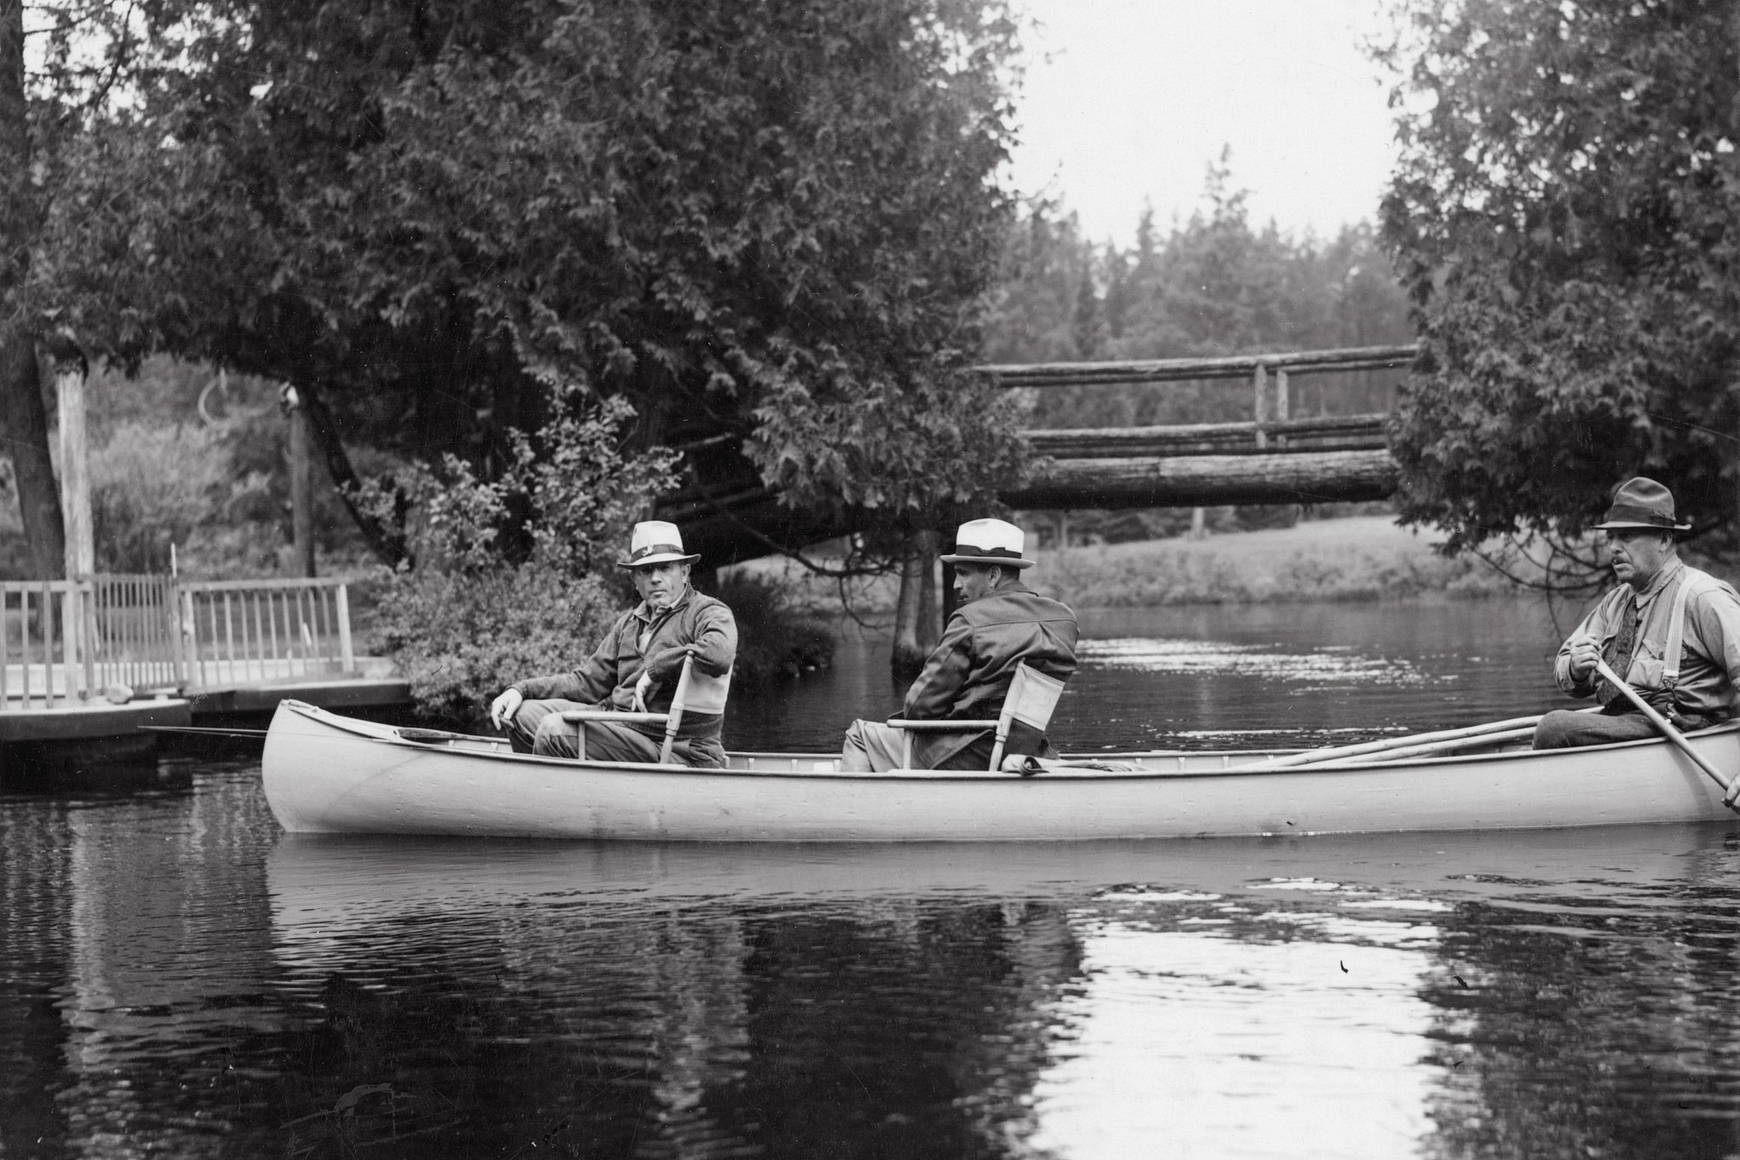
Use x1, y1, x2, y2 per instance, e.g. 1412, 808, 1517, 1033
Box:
6, 596, 1740, 1160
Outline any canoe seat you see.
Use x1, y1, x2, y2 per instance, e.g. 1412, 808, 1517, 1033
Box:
885, 661, 1066, 772
557, 654, 695, 764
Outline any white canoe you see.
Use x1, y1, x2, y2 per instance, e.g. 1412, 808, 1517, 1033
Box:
260, 699, 1740, 841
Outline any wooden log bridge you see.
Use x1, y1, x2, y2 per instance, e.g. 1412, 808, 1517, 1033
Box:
664, 343, 1419, 566
982, 344, 1415, 511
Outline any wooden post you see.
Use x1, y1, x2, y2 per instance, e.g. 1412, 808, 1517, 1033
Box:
1275, 367, 1290, 422
1252, 362, 1269, 449
336, 582, 354, 673
282, 385, 317, 578
54, 357, 92, 694
55, 358, 93, 578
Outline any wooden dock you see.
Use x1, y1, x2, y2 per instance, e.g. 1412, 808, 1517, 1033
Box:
0, 575, 407, 776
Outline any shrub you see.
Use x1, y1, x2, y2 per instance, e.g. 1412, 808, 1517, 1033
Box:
360, 389, 684, 725
369, 563, 621, 728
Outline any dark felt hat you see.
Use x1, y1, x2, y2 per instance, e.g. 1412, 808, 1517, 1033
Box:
1590, 477, 1691, 533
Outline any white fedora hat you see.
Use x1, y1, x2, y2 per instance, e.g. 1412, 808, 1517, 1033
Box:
939, 518, 1034, 569
617, 520, 700, 568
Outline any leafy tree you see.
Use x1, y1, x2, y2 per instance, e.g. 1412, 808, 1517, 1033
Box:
33, 0, 1027, 569
1380, 0, 1740, 552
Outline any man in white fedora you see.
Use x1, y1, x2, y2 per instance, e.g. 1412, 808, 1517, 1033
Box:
489, 520, 737, 765
1535, 476, 1740, 749
840, 517, 1079, 771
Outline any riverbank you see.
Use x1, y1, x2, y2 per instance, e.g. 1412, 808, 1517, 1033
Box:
737, 516, 1525, 613
1028, 516, 1517, 606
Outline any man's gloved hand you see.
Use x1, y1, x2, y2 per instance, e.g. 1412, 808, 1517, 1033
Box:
489, 687, 523, 731
1566, 631, 1601, 684
631, 671, 655, 713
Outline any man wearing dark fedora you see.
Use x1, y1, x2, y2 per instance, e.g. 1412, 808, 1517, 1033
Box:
840, 517, 1079, 771
1534, 477, 1740, 749
489, 520, 737, 765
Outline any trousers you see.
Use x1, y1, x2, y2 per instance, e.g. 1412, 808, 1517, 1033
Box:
507, 698, 725, 767
839, 719, 1001, 772
1532, 702, 1725, 750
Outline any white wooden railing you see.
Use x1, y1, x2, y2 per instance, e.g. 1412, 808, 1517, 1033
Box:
0, 574, 361, 710
179, 577, 354, 690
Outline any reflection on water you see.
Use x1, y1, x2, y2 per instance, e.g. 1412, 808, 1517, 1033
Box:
11, 597, 1740, 1157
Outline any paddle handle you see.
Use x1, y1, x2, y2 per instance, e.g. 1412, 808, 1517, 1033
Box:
1592, 658, 1740, 807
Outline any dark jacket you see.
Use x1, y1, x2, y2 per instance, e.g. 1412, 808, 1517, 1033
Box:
513, 586, 737, 740
901, 581, 1079, 769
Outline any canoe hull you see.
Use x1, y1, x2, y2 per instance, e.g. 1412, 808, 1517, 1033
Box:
260, 700, 1740, 841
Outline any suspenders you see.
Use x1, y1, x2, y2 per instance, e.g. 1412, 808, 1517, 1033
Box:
1662, 567, 1733, 694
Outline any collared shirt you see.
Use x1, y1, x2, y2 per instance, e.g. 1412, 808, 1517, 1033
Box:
514, 585, 737, 738
1555, 557, 1740, 717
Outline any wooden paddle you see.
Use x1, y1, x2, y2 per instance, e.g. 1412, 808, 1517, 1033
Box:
1236, 714, 1545, 770
1592, 657, 1740, 808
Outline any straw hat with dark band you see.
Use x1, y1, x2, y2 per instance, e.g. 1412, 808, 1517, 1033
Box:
939, 518, 1035, 570
617, 520, 701, 567
1589, 477, 1691, 533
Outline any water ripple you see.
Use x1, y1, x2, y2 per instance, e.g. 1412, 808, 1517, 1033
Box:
1077, 637, 1430, 684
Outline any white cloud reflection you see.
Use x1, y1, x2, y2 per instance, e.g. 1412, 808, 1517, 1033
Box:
1027, 915, 1437, 1158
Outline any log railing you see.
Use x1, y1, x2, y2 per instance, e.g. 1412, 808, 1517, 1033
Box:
0, 574, 360, 710
981, 343, 1417, 453
1026, 413, 1389, 459
983, 344, 1418, 510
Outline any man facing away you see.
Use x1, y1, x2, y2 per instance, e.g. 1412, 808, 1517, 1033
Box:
841, 518, 1079, 771
1534, 477, 1740, 749
489, 521, 737, 766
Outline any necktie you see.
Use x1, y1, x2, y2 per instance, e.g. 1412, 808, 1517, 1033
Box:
1596, 598, 1638, 706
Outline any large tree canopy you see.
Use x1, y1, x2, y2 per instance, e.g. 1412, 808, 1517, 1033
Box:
28, 0, 1027, 567
1381, 0, 1740, 552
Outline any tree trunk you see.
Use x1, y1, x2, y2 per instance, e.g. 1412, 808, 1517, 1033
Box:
890, 528, 942, 685
294, 381, 412, 568
0, 343, 63, 578
0, 0, 64, 579
288, 402, 316, 577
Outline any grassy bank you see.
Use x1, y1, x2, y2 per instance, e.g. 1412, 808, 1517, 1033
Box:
736, 516, 1527, 613
1027, 516, 1520, 606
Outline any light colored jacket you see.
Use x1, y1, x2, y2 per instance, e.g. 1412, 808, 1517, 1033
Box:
1555, 558, 1740, 719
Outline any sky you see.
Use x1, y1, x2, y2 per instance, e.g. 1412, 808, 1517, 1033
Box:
1004, 0, 1402, 247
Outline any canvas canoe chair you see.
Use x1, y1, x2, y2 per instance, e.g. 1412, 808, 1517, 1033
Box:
885, 661, 1067, 773
556, 653, 731, 764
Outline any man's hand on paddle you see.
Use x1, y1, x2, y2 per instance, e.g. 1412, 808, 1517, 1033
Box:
489, 687, 523, 731
1566, 631, 1601, 684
